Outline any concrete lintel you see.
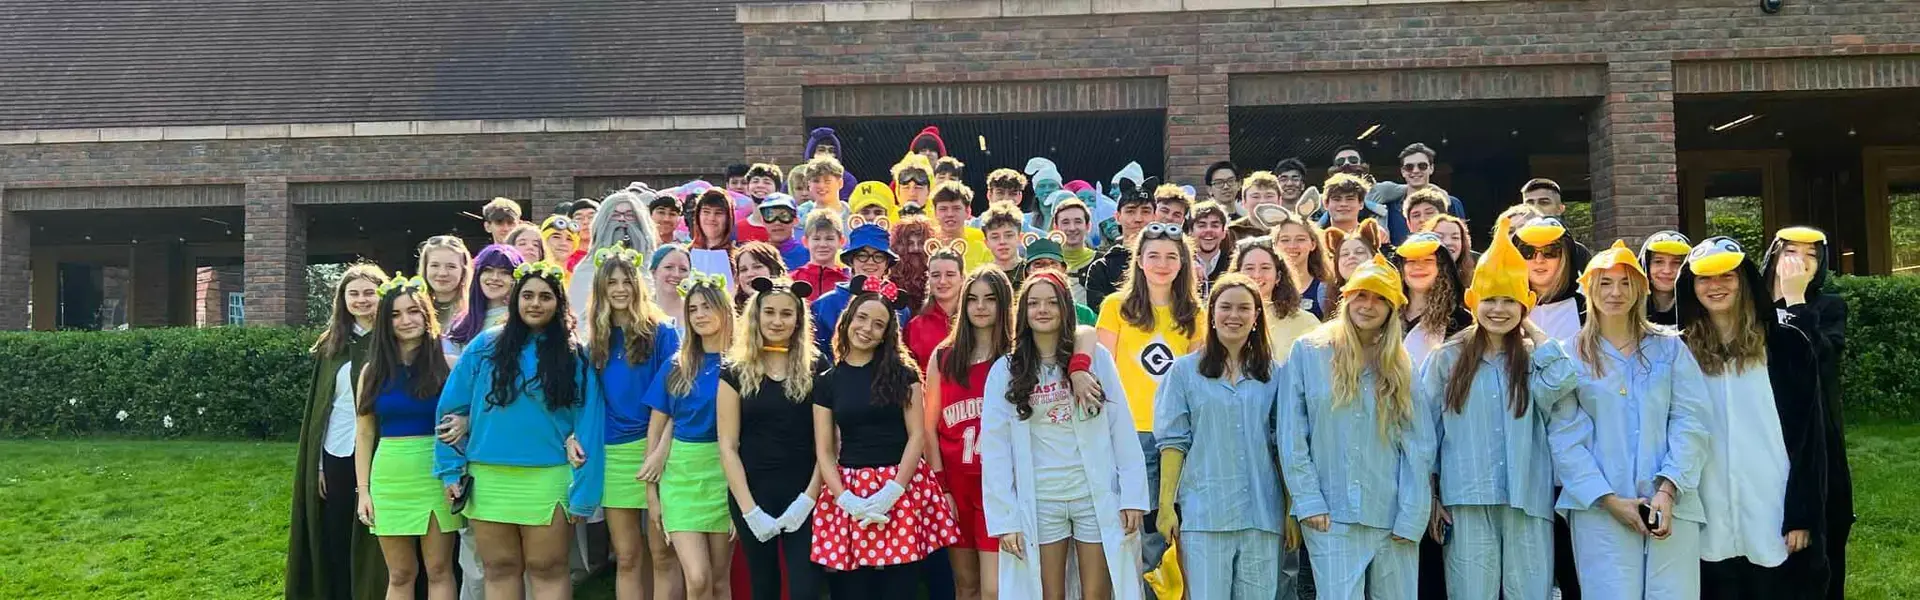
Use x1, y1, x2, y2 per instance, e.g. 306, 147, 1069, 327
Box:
0, 115, 747, 145
911, 0, 1001, 19
1092, 0, 1183, 14
738, 3, 827, 23
1005, 0, 1091, 17
823, 1, 914, 21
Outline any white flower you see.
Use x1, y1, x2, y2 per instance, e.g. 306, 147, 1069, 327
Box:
197, 407, 206, 415
163, 416, 174, 429
194, 392, 204, 399
115, 410, 129, 421
67, 398, 78, 406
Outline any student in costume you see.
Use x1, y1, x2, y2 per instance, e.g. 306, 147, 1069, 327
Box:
1154, 274, 1299, 599
925, 266, 1016, 600
790, 211, 848, 302
1081, 178, 1157, 310
747, 193, 808, 271
1513, 217, 1592, 343
889, 215, 936, 314
1640, 230, 1691, 327
288, 263, 391, 600
719, 277, 830, 600
687, 190, 738, 288
1396, 231, 1472, 370
1050, 197, 1098, 274
731, 242, 788, 310
506, 223, 546, 264
434, 261, 606, 600
418, 235, 472, 324
650, 245, 692, 327
1094, 220, 1205, 579
1760, 226, 1853, 600
1270, 210, 1336, 320
639, 273, 736, 600
1322, 218, 1389, 320
354, 275, 464, 599
444, 245, 526, 358
1278, 255, 1436, 600
981, 271, 1147, 600
810, 218, 909, 358
981, 202, 1028, 279
1419, 214, 1476, 287
1679, 237, 1832, 599
801, 155, 852, 213
1546, 241, 1710, 598
583, 246, 684, 600
1232, 236, 1320, 362
568, 186, 663, 327
927, 181, 993, 270
809, 275, 963, 598
540, 215, 583, 272
894, 155, 937, 215
1013, 237, 1098, 327
804, 127, 857, 203
905, 241, 968, 371
1418, 217, 1574, 599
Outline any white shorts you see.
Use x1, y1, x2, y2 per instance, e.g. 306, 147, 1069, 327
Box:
1036, 495, 1101, 545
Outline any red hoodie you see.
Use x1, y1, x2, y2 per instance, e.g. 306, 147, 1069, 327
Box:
790, 262, 848, 301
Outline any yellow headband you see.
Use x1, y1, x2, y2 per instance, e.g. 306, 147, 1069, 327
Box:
1341, 254, 1407, 308
1776, 226, 1827, 244
1466, 217, 1536, 310
1578, 239, 1647, 290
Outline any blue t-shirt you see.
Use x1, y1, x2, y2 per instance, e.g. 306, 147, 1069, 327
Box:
642, 352, 723, 443
601, 324, 681, 445
776, 237, 811, 271
373, 373, 438, 438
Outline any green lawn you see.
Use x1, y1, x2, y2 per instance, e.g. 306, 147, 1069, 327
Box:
2, 425, 1917, 599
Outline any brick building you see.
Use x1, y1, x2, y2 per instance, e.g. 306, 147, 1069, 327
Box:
3, 0, 1918, 329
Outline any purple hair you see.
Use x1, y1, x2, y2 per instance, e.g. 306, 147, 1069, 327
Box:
446, 244, 525, 345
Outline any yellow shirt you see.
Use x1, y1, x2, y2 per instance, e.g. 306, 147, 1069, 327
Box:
1096, 295, 1205, 432
1268, 308, 1322, 364
959, 227, 993, 273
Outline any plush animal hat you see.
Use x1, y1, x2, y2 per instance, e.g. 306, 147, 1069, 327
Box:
1465, 217, 1535, 310
1341, 254, 1407, 308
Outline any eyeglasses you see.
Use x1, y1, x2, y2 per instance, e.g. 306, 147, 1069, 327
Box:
1401, 162, 1432, 173
422, 235, 466, 249
1142, 222, 1184, 240
1334, 155, 1363, 166
1517, 244, 1564, 261
760, 209, 796, 224
850, 252, 890, 264
1209, 177, 1238, 187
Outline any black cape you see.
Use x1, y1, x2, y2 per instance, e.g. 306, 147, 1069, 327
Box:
285, 333, 388, 600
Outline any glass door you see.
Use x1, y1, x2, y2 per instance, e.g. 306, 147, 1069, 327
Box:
1866, 147, 1920, 275
1680, 150, 1791, 252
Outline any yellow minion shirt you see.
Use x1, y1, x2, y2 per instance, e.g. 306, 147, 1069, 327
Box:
958, 227, 992, 273
1096, 295, 1206, 432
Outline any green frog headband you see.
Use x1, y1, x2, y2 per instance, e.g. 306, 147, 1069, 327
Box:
677, 271, 727, 298
376, 274, 427, 297
592, 245, 643, 269
513, 261, 568, 282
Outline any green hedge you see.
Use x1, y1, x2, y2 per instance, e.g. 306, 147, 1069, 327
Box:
0, 328, 317, 438
1, 277, 1918, 438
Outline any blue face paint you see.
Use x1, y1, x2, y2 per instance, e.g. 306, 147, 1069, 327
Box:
1035, 180, 1062, 204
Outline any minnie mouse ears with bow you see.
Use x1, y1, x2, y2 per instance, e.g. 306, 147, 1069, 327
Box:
748, 276, 814, 301
847, 274, 910, 312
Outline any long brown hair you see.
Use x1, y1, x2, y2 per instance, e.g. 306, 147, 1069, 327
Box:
1272, 211, 1334, 302
312, 263, 391, 359
1004, 274, 1079, 420
731, 241, 788, 308
1440, 320, 1532, 418
1680, 275, 1766, 377
891, 216, 936, 312
586, 256, 668, 369
1232, 237, 1301, 315
669, 279, 734, 397
357, 285, 452, 414
1116, 229, 1202, 337
1423, 214, 1476, 284
1406, 247, 1466, 339
1197, 274, 1274, 382
833, 292, 922, 407
937, 266, 1013, 387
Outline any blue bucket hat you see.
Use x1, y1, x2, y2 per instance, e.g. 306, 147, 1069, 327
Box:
840, 221, 897, 263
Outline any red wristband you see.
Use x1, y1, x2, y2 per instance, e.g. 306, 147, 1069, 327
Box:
1069, 353, 1093, 374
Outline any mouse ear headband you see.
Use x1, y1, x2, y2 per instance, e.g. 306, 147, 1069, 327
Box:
748, 276, 814, 302
846, 274, 908, 312
848, 215, 893, 231
923, 238, 968, 258
1022, 231, 1041, 246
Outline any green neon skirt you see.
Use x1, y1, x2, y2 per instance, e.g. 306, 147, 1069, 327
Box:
466, 463, 569, 526
658, 440, 729, 533
369, 436, 465, 536
602, 438, 651, 510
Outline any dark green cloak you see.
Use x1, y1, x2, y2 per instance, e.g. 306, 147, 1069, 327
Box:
284, 332, 388, 600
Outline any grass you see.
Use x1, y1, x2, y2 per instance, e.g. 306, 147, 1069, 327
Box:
2, 425, 1916, 599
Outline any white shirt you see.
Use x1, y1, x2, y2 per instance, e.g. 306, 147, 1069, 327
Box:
1404, 325, 1445, 373
321, 325, 369, 458
1532, 296, 1582, 344
1699, 363, 1791, 566
1027, 365, 1090, 502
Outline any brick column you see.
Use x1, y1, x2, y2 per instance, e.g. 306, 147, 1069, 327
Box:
1166, 71, 1231, 187
532, 174, 576, 214
0, 198, 30, 331
1588, 59, 1679, 245
742, 25, 806, 165
127, 243, 172, 327
243, 176, 306, 326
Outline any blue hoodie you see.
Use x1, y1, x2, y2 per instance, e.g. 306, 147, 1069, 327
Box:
435, 329, 606, 518
805, 127, 857, 202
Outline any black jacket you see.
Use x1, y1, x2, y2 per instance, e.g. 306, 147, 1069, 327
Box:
1081, 244, 1132, 311
1762, 238, 1854, 524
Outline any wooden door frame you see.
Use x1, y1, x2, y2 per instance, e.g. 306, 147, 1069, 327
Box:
1678, 150, 1792, 241
1863, 146, 1920, 275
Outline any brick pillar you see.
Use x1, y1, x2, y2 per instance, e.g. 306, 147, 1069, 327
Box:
0, 200, 29, 331
127, 243, 171, 327
1588, 59, 1679, 245
243, 176, 306, 326
742, 33, 806, 165
1166, 71, 1231, 187
532, 174, 576, 215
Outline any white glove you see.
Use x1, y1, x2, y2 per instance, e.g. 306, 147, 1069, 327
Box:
837, 490, 891, 527
868, 481, 907, 517
743, 507, 781, 542
776, 493, 816, 533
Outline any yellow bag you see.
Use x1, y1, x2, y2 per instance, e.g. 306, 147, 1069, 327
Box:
1143, 539, 1184, 599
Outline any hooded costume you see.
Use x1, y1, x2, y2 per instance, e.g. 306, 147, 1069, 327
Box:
908, 126, 947, 158
1677, 237, 1832, 599
1547, 240, 1711, 600
806, 127, 858, 202
1513, 217, 1592, 344
1761, 226, 1853, 600
568, 186, 662, 328
1022, 157, 1065, 230
1640, 230, 1691, 326
286, 332, 389, 600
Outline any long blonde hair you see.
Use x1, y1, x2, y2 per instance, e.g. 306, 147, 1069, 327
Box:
727, 279, 817, 402
668, 280, 734, 397
1575, 270, 1668, 377
1311, 296, 1415, 442
585, 258, 669, 369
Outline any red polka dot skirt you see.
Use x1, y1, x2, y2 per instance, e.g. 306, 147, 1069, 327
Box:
809, 459, 961, 570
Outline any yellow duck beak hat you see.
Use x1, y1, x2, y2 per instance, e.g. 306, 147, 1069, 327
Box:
1775, 226, 1828, 245
1341, 254, 1408, 308
1515, 217, 1568, 247
1466, 217, 1536, 310
1578, 239, 1648, 290
1640, 230, 1691, 257
1687, 236, 1747, 277
849, 181, 900, 222
1395, 232, 1443, 259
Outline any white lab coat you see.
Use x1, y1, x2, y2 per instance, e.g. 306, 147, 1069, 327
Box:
980, 345, 1149, 600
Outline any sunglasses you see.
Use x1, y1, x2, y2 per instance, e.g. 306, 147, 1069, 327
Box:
1142, 222, 1185, 240
897, 174, 930, 186
760, 209, 796, 224
1335, 155, 1363, 166
1401, 162, 1432, 172
1517, 244, 1564, 261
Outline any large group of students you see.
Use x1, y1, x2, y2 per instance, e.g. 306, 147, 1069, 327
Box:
285, 126, 1855, 600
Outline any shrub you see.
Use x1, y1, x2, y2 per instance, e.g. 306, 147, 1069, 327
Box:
0, 328, 317, 438
1831, 275, 1920, 421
